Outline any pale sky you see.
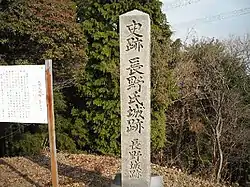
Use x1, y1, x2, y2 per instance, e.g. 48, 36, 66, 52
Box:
161, 0, 250, 42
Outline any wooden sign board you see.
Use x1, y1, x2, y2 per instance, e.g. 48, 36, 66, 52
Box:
0, 65, 47, 124
0, 61, 58, 187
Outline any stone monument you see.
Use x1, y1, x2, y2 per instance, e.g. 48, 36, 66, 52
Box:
111, 9, 163, 187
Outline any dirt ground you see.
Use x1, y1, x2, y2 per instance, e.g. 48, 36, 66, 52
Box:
0, 152, 229, 187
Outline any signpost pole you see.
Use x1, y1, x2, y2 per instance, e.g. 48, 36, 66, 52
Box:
45, 59, 58, 187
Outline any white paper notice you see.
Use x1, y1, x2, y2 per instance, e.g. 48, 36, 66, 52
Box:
0, 65, 47, 124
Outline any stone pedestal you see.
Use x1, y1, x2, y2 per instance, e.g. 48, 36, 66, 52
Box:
110, 173, 164, 187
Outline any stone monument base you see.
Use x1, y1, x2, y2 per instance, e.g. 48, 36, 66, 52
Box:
110, 173, 164, 187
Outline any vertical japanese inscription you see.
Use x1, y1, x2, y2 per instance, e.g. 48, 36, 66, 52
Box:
126, 56, 145, 134
129, 138, 142, 178
126, 20, 143, 52
120, 10, 151, 187
126, 18, 145, 180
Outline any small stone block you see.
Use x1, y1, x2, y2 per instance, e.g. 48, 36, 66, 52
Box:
110, 173, 164, 187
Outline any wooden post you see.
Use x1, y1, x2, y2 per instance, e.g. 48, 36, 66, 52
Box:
45, 59, 58, 187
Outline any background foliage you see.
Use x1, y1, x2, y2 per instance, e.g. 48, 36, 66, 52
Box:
0, 0, 87, 155
71, 0, 179, 155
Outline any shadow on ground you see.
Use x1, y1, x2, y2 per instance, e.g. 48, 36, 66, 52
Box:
26, 154, 112, 187
0, 158, 43, 187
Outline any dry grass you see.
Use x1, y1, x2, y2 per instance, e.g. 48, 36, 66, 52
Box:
0, 152, 229, 187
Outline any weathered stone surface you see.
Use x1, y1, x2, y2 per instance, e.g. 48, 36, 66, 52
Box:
111, 173, 163, 187
119, 9, 151, 187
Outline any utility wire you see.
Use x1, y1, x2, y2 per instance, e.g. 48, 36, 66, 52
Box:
173, 7, 250, 27
165, 0, 202, 11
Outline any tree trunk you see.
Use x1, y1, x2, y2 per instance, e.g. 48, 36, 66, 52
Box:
216, 131, 223, 183
216, 104, 223, 183
175, 104, 185, 165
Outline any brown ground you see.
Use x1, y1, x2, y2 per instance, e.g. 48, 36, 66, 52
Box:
0, 152, 229, 187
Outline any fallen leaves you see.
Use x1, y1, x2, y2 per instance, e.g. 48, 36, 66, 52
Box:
0, 152, 230, 187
